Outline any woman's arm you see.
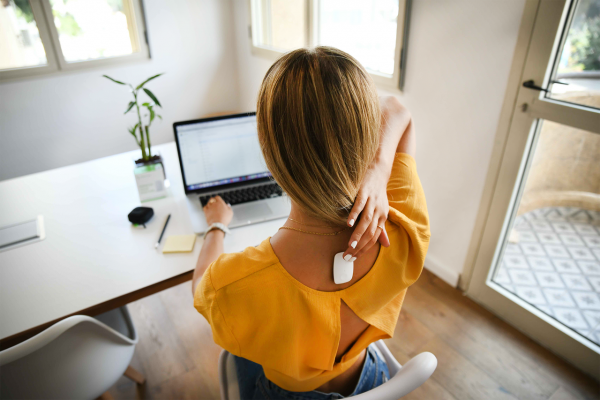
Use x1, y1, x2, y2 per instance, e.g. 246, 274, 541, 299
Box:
192, 196, 233, 295
343, 96, 414, 260
374, 96, 414, 167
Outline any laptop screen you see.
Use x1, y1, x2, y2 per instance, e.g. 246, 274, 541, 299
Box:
175, 114, 271, 193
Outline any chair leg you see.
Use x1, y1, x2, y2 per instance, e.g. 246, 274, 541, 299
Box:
124, 365, 146, 385
97, 391, 114, 400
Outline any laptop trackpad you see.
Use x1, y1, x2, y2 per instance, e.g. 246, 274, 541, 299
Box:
234, 203, 272, 223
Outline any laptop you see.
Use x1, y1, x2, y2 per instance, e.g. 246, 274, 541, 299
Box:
174, 112, 291, 233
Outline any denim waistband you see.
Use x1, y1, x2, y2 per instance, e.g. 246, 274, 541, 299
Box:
235, 343, 390, 399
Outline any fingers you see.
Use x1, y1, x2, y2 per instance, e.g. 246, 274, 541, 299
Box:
204, 196, 234, 225
347, 192, 367, 227
353, 217, 388, 259
213, 196, 224, 204
203, 195, 225, 211
352, 223, 381, 259
348, 198, 375, 248
343, 213, 388, 261
342, 200, 375, 261
355, 231, 381, 259
378, 226, 390, 247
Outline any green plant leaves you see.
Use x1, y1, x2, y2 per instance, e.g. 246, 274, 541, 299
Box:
124, 101, 135, 114
136, 73, 164, 90
128, 122, 139, 134
128, 123, 140, 144
142, 103, 156, 123
103, 75, 126, 85
143, 88, 161, 107
103, 72, 163, 156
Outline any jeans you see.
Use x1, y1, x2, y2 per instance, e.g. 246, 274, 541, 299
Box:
234, 344, 390, 399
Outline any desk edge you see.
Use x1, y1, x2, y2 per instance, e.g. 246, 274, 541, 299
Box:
0, 270, 194, 351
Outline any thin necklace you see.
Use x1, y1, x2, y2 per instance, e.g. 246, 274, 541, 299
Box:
279, 226, 346, 236
288, 217, 332, 228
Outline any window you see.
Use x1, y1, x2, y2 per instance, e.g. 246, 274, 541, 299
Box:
0, 0, 149, 81
547, 0, 600, 109
249, 0, 411, 90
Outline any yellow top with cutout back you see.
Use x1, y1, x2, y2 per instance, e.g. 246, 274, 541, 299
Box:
194, 153, 430, 392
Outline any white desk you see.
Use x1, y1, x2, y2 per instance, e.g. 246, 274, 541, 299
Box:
0, 142, 285, 347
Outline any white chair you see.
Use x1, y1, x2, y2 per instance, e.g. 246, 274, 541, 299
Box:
219, 340, 437, 400
0, 306, 145, 400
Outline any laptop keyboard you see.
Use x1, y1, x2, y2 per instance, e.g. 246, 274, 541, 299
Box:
199, 182, 283, 206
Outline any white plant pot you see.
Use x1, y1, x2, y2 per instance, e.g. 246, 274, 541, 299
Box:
133, 153, 167, 202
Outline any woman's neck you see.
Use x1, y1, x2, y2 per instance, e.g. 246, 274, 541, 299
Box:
287, 202, 346, 231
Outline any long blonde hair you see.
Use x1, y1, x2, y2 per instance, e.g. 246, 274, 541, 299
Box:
257, 47, 380, 226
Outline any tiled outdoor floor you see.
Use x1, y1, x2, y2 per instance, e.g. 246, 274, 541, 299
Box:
493, 206, 600, 346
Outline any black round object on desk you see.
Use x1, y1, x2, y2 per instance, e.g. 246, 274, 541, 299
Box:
128, 207, 154, 227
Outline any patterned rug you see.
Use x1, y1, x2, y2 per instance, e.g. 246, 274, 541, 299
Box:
493, 207, 600, 346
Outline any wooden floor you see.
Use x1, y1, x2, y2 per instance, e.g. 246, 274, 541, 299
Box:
109, 270, 599, 400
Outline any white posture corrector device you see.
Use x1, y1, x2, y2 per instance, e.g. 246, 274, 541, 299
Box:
333, 252, 354, 284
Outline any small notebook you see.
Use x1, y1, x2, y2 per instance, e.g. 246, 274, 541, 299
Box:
162, 234, 198, 253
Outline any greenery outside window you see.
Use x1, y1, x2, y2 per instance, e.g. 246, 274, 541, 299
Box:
0, 0, 149, 81
249, 0, 411, 90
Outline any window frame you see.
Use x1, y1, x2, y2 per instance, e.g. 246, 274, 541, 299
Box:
0, 0, 150, 82
247, 0, 411, 91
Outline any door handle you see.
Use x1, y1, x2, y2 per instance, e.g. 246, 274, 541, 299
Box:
522, 79, 568, 92
523, 80, 548, 92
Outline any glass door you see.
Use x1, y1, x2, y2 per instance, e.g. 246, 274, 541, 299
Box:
466, 0, 600, 379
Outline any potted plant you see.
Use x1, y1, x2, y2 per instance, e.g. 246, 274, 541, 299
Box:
103, 73, 164, 166
104, 73, 168, 202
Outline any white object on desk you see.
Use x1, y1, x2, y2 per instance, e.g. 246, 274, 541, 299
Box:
0, 142, 287, 343
0, 215, 45, 253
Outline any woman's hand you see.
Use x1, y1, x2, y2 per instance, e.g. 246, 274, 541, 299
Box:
342, 96, 412, 261
204, 196, 233, 226
343, 163, 391, 261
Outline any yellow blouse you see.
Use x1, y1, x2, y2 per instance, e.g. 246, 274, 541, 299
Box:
194, 153, 430, 392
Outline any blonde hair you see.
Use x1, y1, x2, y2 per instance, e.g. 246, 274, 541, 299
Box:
257, 47, 380, 226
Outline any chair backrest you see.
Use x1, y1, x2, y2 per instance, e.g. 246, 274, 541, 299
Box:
219, 349, 241, 400
219, 340, 436, 400
0, 307, 138, 400
351, 341, 437, 400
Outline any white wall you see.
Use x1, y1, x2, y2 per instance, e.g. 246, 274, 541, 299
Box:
232, 0, 526, 284
0, 0, 240, 181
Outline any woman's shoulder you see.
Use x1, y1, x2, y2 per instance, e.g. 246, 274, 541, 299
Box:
208, 237, 280, 291
386, 152, 430, 238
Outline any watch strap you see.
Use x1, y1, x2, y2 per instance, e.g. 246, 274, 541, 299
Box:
204, 222, 231, 238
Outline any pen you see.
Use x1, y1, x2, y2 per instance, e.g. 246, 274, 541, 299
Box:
155, 214, 171, 249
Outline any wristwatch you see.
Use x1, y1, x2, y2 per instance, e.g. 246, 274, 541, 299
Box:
204, 222, 231, 238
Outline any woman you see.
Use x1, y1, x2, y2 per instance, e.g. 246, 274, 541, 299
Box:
192, 47, 429, 399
